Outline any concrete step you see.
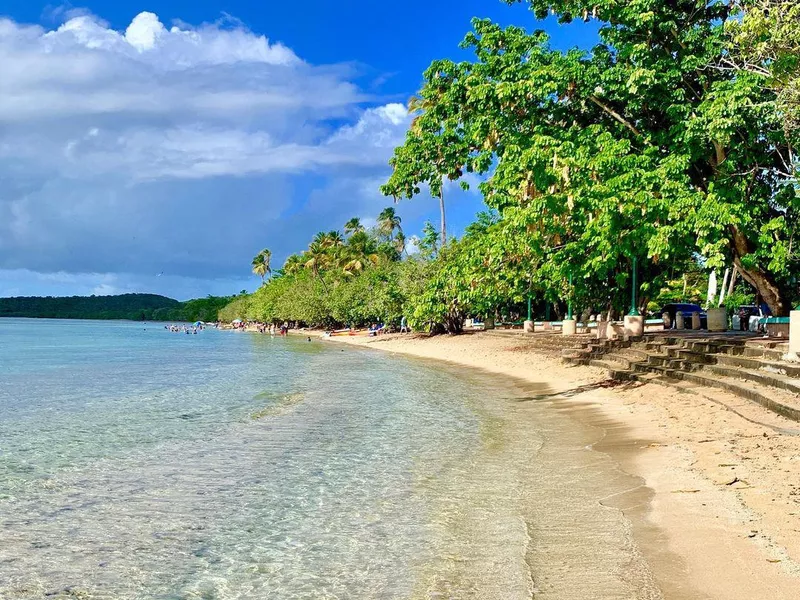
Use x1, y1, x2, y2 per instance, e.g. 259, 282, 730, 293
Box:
714, 354, 800, 378
645, 354, 696, 372
700, 364, 800, 397
741, 346, 788, 361
586, 353, 640, 371
669, 348, 715, 364
613, 348, 650, 362
630, 363, 800, 422
566, 349, 800, 421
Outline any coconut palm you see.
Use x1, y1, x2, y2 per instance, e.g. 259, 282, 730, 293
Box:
324, 230, 345, 248
282, 254, 305, 275
344, 217, 364, 235
377, 207, 402, 241
251, 249, 272, 283
342, 230, 380, 275
343, 253, 380, 275
393, 230, 407, 256
303, 240, 331, 291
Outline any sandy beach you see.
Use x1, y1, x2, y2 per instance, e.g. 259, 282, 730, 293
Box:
323, 330, 800, 599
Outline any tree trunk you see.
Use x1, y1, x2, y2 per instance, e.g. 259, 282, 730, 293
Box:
439, 189, 447, 246
730, 226, 789, 316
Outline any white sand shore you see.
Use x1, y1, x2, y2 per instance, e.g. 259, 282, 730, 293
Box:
324, 331, 800, 599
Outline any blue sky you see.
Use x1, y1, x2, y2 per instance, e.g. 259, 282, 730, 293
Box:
0, 1, 599, 299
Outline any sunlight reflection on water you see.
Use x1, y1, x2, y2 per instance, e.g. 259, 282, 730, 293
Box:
0, 320, 542, 599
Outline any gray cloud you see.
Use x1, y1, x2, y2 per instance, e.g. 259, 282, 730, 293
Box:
0, 11, 414, 296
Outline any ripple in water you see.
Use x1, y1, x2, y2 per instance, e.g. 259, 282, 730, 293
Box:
0, 320, 547, 599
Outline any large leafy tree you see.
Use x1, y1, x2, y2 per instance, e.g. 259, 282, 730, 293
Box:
386, 0, 799, 314
728, 0, 800, 138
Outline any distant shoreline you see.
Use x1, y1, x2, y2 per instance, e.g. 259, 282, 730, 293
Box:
323, 331, 800, 599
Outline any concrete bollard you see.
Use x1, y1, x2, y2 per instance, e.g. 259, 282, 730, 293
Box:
562, 319, 577, 336
706, 308, 727, 332
596, 320, 608, 340
624, 315, 645, 339
675, 312, 685, 329
524, 320, 534, 334
662, 312, 671, 330
484, 317, 495, 330
787, 311, 800, 361
692, 311, 702, 330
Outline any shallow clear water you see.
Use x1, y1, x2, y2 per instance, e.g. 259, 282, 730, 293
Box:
0, 319, 552, 599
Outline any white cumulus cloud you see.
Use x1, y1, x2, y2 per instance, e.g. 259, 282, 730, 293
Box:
0, 10, 416, 293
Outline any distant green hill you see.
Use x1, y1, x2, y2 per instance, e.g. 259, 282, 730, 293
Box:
0, 293, 232, 322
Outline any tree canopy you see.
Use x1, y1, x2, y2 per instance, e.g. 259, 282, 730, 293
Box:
383, 0, 799, 315
222, 0, 799, 332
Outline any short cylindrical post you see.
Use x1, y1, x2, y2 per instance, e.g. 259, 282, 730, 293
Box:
563, 272, 577, 336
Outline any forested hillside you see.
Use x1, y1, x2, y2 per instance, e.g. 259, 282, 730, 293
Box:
0, 294, 231, 322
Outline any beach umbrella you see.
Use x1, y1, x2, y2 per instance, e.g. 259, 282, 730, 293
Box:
232, 318, 243, 324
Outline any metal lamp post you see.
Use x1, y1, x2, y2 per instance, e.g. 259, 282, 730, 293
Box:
567, 272, 573, 320
629, 256, 640, 316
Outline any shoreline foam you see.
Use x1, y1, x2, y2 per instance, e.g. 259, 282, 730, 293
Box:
323, 330, 800, 599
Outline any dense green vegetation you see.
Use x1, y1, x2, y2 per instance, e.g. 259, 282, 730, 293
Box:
0, 294, 231, 322
219, 211, 423, 328
221, 0, 799, 333
730, 1, 800, 135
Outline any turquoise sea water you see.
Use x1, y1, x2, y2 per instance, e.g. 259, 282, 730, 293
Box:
0, 319, 553, 599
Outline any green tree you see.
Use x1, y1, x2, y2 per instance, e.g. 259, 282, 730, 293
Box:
382, 94, 471, 246
251, 249, 272, 283
282, 254, 305, 275
344, 217, 365, 235
342, 230, 380, 275
385, 1, 799, 314
377, 207, 403, 241
728, 1, 800, 138
304, 239, 329, 287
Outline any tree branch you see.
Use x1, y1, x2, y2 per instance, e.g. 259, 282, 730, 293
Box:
588, 95, 643, 137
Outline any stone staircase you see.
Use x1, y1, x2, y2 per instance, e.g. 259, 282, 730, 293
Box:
562, 333, 800, 422
483, 329, 595, 354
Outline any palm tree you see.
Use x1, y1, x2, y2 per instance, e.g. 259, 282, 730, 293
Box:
378, 207, 402, 241
304, 240, 330, 291
282, 254, 305, 275
342, 230, 380, 275
324, 230, 345, 248
251, 249, 271, 283
343, 253, 379, 275
344, 217, 364, 235
393, 230, 407, 256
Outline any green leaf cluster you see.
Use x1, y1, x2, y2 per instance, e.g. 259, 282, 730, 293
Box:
383, 0, 800, 315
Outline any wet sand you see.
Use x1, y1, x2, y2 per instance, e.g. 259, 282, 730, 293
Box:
324, 331, 800, 599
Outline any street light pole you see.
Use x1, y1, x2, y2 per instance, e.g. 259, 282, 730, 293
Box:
567, 272, 573, 320
629, 256, 640, 316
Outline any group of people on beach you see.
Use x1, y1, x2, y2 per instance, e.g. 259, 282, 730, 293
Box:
234, 321, 289, 336
254, 322, 288, 336
165, 324, 202, 335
